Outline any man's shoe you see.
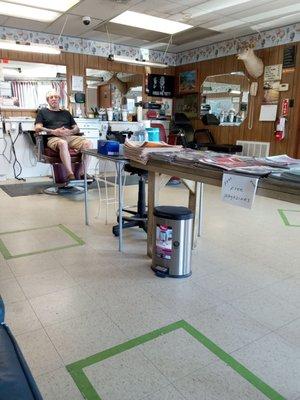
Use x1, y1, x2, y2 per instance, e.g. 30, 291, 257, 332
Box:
80, 174, 94, 181
67, 173, 76, 181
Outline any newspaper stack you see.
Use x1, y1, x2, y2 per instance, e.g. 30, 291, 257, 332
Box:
124, 140, 182, 164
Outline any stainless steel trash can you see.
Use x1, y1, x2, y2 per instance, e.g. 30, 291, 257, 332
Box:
152, 206, 193, 278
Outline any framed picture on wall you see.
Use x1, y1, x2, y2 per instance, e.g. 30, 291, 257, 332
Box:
179, 70, 197, 94
174, 94, 198, 119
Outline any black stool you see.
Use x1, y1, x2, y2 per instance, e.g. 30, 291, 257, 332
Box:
112, 165, 147, 237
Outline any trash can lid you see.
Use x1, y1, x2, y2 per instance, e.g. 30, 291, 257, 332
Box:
154, 206, 194, 220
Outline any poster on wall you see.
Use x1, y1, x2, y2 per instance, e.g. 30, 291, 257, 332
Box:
146, 74, 174, 98
72, 75, 84, 92
179, 70, 197, 93
262, 81, 280, 104
174, 94, 198, 119
263, 64, 282, 82
283, 45, 296, 69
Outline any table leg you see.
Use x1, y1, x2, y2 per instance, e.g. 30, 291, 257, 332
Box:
147, 171, 158, 257
198, 183, 204, 237
117, 162, 124, 252
187, 181, 201, 249
84, 154, 89, 226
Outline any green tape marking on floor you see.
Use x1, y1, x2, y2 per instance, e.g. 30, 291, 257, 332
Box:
58, 224, 85, 245
0, 224, 58, 235
66, 320, 285, 400
278, 209, 300, 227
0, 238, 12, 259
0, 224, 85, 259
182, 321, 284, 400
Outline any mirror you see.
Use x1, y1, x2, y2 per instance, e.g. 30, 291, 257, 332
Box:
0, 61, 67, 109
86, 68, 143, 116
200, 72, 250, 126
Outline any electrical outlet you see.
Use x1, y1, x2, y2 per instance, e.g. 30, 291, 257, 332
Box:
278, 83, 289, 91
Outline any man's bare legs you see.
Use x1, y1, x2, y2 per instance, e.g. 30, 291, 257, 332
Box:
54, 138, 93, 179
56, 140, 74, 177
79, 140, 93, 177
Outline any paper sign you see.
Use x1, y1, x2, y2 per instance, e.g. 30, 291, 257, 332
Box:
264, 64, 282, 82
221, 173, 258, 209
72, 75, 83, 92
259, 104, 277, 121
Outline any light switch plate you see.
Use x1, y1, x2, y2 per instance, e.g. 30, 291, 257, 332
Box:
279, 83, 289, 91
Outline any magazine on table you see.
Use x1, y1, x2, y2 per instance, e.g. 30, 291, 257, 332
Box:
191, 153, 300, 176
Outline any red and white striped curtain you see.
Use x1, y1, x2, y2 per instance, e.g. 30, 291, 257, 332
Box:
11, 80, 67, 109
11, 81, 38, 108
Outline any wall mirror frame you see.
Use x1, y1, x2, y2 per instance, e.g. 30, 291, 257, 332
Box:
200, 71, 250, 126
85, 68, 143, 116
0, 60, 67, 110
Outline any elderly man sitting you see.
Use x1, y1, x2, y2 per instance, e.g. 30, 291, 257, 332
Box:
35, 89, 92, 181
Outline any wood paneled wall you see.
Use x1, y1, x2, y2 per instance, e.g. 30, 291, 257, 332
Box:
0, 49, 174, 118
175, 43, 300, 157
1, 45, 299, 157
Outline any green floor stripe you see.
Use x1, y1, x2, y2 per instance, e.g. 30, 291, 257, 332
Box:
2, 244, 82, 260
0, 238, 12, 259
0, 224, 59, 235
68, 321, 182, 371
0, 224, 85, 259
278, 209, 290, 226
58, 224, 85, 245
278, 209, 300, 227
182, 321, 285, 400
66, 320, 285, 400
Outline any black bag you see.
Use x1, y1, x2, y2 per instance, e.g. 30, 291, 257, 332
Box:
201, 114, 220, 126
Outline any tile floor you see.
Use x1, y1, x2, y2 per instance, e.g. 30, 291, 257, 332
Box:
0, 180, 299, 400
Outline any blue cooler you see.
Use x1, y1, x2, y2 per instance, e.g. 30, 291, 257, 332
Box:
97, 140, 119, 155
146, 128, 160, 142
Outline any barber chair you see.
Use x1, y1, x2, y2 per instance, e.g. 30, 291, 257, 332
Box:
29, 131, 86, 195
194, 129, 243, 154
169, 113, 242, 154
169, 113, 195, 147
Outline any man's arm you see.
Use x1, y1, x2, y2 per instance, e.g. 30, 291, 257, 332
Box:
35, 123, 65, 136
60, 124, 80, 136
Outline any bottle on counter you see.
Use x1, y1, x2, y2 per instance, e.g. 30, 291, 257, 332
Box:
137, 106, 143, 122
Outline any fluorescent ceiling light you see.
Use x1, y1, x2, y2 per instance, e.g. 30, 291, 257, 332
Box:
0, 1, 60, 22
189, 0, 251, 17
108, 54, 168, 68
110, 11, 192, 34
4, 0, 79, 12
251, 13, 300, 30
0, 41, 61, 54
211, 4, 300, 31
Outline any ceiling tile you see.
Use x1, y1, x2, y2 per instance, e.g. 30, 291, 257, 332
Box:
2, 17, 47, 31
171, 27, 220, 45
0, 15, 8, 25
96, 23, 168, 42
70, 0, 141, 19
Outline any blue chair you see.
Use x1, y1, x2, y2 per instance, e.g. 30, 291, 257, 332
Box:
0, 296, 43, 400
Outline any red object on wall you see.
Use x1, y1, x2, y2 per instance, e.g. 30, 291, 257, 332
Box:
281, 99, 289, 117
274, 117, 286, 141
146, 110, 159, 119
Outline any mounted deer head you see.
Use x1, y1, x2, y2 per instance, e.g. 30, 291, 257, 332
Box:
105, 73, 128, 95
237, 42, 264, 79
